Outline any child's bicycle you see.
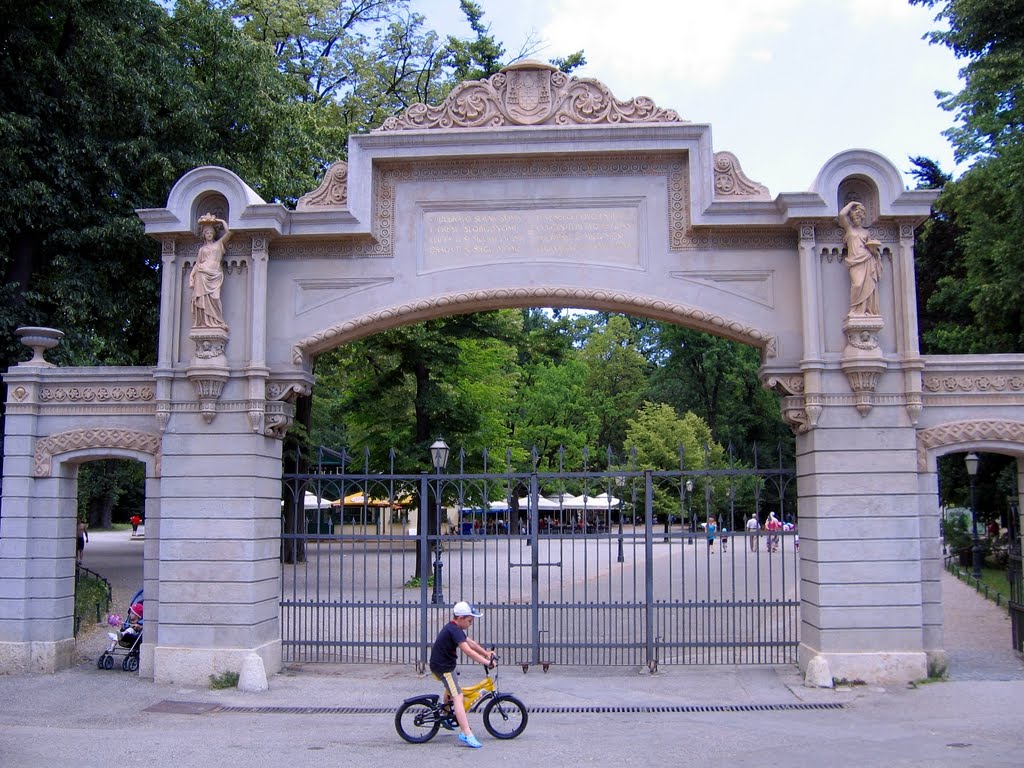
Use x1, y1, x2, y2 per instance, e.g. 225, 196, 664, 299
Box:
395, 659, 528, 743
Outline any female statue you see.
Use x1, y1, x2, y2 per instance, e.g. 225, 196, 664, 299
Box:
190, 214, 231, 330
837, 201, 882, 317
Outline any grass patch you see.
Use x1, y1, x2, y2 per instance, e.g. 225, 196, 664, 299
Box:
209, 671, 239, 689
74, 573, 111, 635
404, 574, 435, 588
832, 678, 866, 687
908, 674, 946, 689
948, 561, 1011, 604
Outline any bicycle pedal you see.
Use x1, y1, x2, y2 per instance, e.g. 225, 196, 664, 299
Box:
440, 716, 458, 730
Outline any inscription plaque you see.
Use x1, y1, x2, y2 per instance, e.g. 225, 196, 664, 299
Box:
422, 206, 641, 270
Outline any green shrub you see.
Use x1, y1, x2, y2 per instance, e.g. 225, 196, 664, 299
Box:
209, 671, 239, 689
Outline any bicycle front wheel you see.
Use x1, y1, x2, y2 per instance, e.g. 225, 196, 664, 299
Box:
395, 697, 441, 743
482, 694, 528, 739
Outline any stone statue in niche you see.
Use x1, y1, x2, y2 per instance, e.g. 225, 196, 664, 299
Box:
838, 201, 882, 317
190, 214, 231, 330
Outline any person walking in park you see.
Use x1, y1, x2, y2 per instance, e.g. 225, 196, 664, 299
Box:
130, 514, 142, 537
745, 513, 760, 552
706, 517, 717, 553
76, 520, 89, 564
429, 601, 496, 749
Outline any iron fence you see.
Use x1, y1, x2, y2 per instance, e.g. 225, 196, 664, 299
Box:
281, 448, 798, 669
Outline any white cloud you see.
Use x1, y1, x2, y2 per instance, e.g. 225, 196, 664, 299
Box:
541, 0, 803, 89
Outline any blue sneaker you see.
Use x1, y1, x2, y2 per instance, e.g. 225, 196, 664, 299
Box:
458, 733, 483, 749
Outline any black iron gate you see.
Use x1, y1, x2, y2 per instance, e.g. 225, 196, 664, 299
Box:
281, 449, 798, 668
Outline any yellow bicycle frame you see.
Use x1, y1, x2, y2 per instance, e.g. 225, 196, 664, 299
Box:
448, 674, 495, 712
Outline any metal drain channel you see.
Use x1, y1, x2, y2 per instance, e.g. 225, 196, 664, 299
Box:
211, 702, 844, 716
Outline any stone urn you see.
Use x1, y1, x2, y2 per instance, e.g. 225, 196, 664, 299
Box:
15, 326, 64, 366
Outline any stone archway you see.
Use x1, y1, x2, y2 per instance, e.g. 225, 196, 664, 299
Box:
5, 61, 1024, 684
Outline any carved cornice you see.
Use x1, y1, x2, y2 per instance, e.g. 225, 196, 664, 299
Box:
917, 420, 1024, 471
293, 288, 777, 364
297, 161, 349, 210
376, 61, 682, 131
713, 152, 769, 199
34, 428, 161, 477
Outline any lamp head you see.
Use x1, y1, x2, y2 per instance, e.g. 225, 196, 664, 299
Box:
965, 452, 980, 477
430, 438, 450, 470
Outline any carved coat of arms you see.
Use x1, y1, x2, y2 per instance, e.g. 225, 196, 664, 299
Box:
504, 68, 553, 124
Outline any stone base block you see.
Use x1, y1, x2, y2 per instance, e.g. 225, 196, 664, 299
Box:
799, 643, 927, 685
152, 639, 282, 686
0, 638, 76, 673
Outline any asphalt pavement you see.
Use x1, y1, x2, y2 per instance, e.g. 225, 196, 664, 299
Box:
2, 529, 1022, 767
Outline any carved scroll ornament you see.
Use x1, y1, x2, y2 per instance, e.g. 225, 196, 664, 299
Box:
713, 152, 770, 199
297, 161, 348, 209
377, 61, 682, 131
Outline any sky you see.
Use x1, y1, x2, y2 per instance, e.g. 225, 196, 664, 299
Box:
409, 0, 965, 195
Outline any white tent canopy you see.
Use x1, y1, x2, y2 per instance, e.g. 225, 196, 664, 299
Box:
280, 492, 335, 510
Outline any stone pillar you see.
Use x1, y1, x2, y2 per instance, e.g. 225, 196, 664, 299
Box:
0, 331, 73, 672
797, 415, 928, 684
151, 415, 283, 685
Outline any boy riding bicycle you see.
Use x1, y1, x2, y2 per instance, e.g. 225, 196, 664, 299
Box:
429, 600, 496, 749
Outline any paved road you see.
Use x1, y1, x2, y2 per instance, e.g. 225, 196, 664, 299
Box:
3, 529, 1021, 767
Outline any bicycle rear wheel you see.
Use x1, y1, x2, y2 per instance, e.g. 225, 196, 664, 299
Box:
482, 694, 528, 739
395, 697, 441, 743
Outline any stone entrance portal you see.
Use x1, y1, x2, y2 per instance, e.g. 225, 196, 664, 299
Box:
3, 62, 1023, 684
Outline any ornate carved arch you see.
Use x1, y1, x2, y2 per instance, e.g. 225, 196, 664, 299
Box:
291, 287, 778, 364
34, 428, 162, 478
916, 419, 1024, 471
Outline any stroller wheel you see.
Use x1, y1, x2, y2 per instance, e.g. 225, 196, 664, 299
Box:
102, 655, 114, 670
97, 655, 106, 669
121, 656, 131, 671
126, 656, 139, 672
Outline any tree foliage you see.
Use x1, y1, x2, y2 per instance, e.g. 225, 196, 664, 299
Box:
912, 0, 1024, 352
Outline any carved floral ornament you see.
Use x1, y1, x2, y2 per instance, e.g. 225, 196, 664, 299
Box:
376, 61, 682, 131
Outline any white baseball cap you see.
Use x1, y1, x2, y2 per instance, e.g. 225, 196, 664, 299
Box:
453, 601, 482, 617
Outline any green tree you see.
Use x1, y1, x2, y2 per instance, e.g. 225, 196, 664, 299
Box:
577, 315, 650, 451
912, 0, 1024, 351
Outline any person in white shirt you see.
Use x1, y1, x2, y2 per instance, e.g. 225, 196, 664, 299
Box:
745, 513, 760, 552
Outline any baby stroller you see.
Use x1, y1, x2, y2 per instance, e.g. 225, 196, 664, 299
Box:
98, 589, 143, 672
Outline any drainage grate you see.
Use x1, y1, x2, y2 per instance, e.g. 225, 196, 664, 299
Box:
197, 702, 845, 716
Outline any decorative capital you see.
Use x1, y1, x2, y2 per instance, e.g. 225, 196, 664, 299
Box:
376, 61, 683, 131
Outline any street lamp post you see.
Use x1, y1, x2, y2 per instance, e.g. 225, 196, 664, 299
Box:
685, 479, 694, 545
429, 438, 450, 604
616, 475, 625, 563
965, 452, 982, 581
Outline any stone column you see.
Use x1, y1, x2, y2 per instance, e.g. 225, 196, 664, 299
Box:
245, 234, 270, 435
797, 222, 823, 427
797, 411, 928, 684
152, 415, 283, 685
